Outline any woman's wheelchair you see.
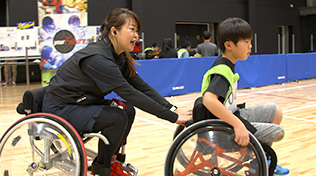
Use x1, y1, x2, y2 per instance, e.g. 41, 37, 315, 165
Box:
0, 87, 138, 176
164, 97, 277, 176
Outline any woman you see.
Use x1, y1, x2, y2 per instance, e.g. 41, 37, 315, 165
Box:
158, 37, 177, 58
42, 8, 192, 176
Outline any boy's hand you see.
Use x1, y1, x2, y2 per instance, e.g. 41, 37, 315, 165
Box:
203, 92, 250, 146
233, 124, 249, 146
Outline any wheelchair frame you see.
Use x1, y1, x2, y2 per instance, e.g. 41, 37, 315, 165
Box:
0, 87, 138, 176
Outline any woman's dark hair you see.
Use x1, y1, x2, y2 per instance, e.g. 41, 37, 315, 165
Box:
161, 38, 174, 51
217, 17, 253, 52
100, 8, 141, 78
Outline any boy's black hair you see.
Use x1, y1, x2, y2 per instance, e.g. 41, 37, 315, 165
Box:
217, 17, 253, 52
182, 40, 191, 48
152, 43, 157, 47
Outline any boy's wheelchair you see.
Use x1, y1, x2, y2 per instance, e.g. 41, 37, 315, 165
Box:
0, 87, 138, 176
164, 98, 277, 176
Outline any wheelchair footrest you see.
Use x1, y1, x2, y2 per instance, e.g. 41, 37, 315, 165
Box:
88, 161, 138, 176
120, 162, 138, 176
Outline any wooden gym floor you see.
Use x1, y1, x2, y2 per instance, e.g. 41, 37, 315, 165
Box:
1, 78, 316, 175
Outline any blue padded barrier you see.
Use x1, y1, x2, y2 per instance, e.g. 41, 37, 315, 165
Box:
236, 54, 287, 89
104, 53, 315, 98
183, 57, 216, 94
136, 55, 288, 96
286, 53, 316, 82
136, 58, 187, 96
136, 57, 216, 97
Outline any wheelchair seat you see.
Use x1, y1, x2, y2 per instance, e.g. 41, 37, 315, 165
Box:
15, 87, 110, 144
16, 86, 47, 115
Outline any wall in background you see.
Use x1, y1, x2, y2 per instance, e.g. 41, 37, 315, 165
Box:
1, 0, 314, 53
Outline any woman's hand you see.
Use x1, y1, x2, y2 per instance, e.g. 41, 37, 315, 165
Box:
233, 124, 249, 146
175, 108, 193, 126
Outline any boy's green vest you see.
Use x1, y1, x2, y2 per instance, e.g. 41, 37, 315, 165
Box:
144, 47, 153, 53
201, 64, 239, 112
177, 48, 187, 58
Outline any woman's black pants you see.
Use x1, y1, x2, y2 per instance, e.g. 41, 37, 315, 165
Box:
92, 103, 135, 164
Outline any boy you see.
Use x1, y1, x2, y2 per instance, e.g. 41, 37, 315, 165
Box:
177, 40, 191, 58
199, 17, 289, 175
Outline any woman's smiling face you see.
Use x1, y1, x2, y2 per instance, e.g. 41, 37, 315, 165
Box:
115, 18, 139, 54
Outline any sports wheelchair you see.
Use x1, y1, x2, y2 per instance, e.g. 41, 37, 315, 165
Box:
164, 97, 277, 176
0, 87, 138, 176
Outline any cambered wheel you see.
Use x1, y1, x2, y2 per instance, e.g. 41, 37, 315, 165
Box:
0, 113, 87, 176
165, 119, 268, 176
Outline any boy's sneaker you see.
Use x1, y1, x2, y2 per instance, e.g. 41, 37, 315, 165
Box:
267, 159, 290, 175
274, 164, 290, 175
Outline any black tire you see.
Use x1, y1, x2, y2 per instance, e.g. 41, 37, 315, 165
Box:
0, 113, 87, 176
165, 119, 268, 176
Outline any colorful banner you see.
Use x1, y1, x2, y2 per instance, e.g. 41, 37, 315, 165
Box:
37, 0, 88, 86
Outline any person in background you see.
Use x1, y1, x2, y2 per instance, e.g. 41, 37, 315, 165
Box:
177, 40, 191, 58
152, 44, 161, 58
42, 8, 192, 176
130, 34, 143, 59
1, 42, 16, 86
196, 30, 218, 57
144, 43, 160, 59
3, 61, 17, 86
158, 38, 177, 58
